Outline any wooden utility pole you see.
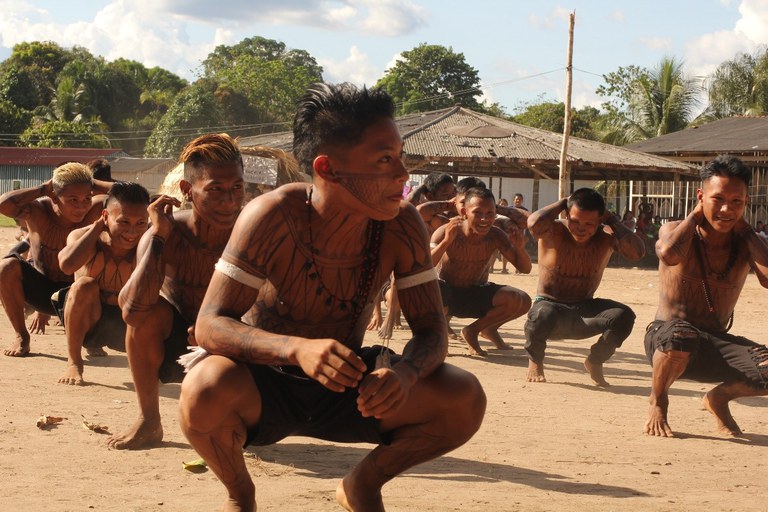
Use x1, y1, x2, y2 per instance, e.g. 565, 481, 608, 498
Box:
558, 11, 575, 200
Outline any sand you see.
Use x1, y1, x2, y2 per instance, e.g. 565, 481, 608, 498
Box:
1, 225, 766, 511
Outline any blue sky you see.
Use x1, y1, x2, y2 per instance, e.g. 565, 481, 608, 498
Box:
0, 0, 765, 114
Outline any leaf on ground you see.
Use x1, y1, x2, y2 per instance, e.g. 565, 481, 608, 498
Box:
36, 415, 66, 429
182, 458, 208, 473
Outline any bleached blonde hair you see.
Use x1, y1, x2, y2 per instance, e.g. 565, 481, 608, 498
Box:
51, 162, 93, 195
180, 133, 243, 182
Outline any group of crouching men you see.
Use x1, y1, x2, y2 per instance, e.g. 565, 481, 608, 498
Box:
1, 83, 767, 511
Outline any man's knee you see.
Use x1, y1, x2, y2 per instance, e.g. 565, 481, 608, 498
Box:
68, 277, 100, 301
428, 365, 486, 439
525, 301, 559, 335
496, 287, 531, 315
181, 356, 249, 419
0, 257, 22, 283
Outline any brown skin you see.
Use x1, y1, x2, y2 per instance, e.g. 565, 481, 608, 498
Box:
0, 179, 110, 356
179, 118, 485, 512
56, 200, 148, 385
646, 175, 768, 437
108, 164, 245, 450
431, 195, 532, 356
526, 198, 645, 383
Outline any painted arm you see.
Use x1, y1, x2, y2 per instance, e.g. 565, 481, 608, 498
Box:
58, 219, 104, 275
429, 217, 461, 267
0, 180, 51, 218
735, 218, 768, 287
498, 227, 532, 274
527, 198, 567, 239
655, 202, 703, 266
495, 204, 530, 230
417, 199, 456, 224
603, 211, 646, 261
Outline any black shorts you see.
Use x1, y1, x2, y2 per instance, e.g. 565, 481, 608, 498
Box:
4, 254, 71, 316
52, 287, 127, 351
645, 319, 768, 388
438, 281, 502, 318
245, 345, 398, 447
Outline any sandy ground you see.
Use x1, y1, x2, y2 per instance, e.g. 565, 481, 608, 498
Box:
1, 224, 766, 512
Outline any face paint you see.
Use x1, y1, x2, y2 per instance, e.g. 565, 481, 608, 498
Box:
334, 170, 403, 217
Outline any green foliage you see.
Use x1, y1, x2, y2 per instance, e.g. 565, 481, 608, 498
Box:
706, 49, 768, 118
0, 100, 32, 145
375, 43, 482, 115
144, 82, 223, 157
202, 36, 323, 123
20, 119, 110, 148
595, 57, 700, 144
512, 98, 601, 140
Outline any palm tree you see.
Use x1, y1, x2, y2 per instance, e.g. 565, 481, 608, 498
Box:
628, 57, 701, 139
706, 50, 768, 118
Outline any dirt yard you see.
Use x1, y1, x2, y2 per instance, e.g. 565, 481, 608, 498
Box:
0, 225, 766, 511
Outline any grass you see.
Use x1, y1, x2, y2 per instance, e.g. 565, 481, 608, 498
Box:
0, 215, 18, 227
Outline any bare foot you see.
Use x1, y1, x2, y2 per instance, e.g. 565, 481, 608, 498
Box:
644, 403, 674, 437
4, 334, 30, 357
584, 358, 610, 387
220, 496, 256, 512
336, 477, 384, 512
479, 328, 511, 350
526, 360, 546, 382
447, 326, 459, 340
86, 346, 108, 357
460, 327, 487, 356
107, 418, 163, 449
58, 363, 84, 385
703, 389, 742, 436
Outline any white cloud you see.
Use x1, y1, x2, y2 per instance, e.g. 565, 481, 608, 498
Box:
318, 45, 381, 86
684, 0, 768, 79
528, 7, 572, 30
611, 10, 625, 23
357, 0, 428, 37
639, 36, 673, 51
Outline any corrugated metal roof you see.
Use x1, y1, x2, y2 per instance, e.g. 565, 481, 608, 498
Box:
240, 106, 697, 181
0, 147, 127, 166
627, 116, 768, 155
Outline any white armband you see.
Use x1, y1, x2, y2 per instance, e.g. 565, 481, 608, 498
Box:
215, 259, 265, 289
429, 242, 438, 248
394, 268, 438, 290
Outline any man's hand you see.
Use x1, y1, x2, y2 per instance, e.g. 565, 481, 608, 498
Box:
28, 312, 50, 334
148, 195, 180, 240
294, 339, 366, 392
443, 216, 463, 244
357, 367, 412, 419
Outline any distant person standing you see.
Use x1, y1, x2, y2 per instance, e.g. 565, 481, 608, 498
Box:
513, 193, 528, 211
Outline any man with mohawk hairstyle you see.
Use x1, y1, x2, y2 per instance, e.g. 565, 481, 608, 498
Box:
108, 133, 246, 450
179, 83, 485, 512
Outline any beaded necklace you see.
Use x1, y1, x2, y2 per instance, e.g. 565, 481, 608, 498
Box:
305, 186, 384, 344
692, 226, 735, 331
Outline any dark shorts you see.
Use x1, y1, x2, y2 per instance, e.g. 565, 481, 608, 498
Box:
158, 306, 193, 384
52, 287, 126, 351
645, 319, 768, 388
4, 254, 71, 316
438, 281, 503, 318
245, 345, 398, 447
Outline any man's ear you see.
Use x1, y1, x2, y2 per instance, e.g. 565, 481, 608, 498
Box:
101, 209, 108, 223
696, 188, 704, 202
312, 155, 336, 181
180, 179, 192, 201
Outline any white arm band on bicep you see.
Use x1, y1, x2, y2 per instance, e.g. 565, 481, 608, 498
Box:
394, 268, 438, 290
429, 242, 438, 248
214, 259, 265, 289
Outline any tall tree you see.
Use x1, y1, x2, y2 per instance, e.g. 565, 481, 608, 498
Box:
202, 36, 323, 123
595, 57, 700, 144
512, 98, 601, 140
375, 43, 483, 115
20, 119, 110, 148
706, 50, 768, 117
144, 81, 223, 157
